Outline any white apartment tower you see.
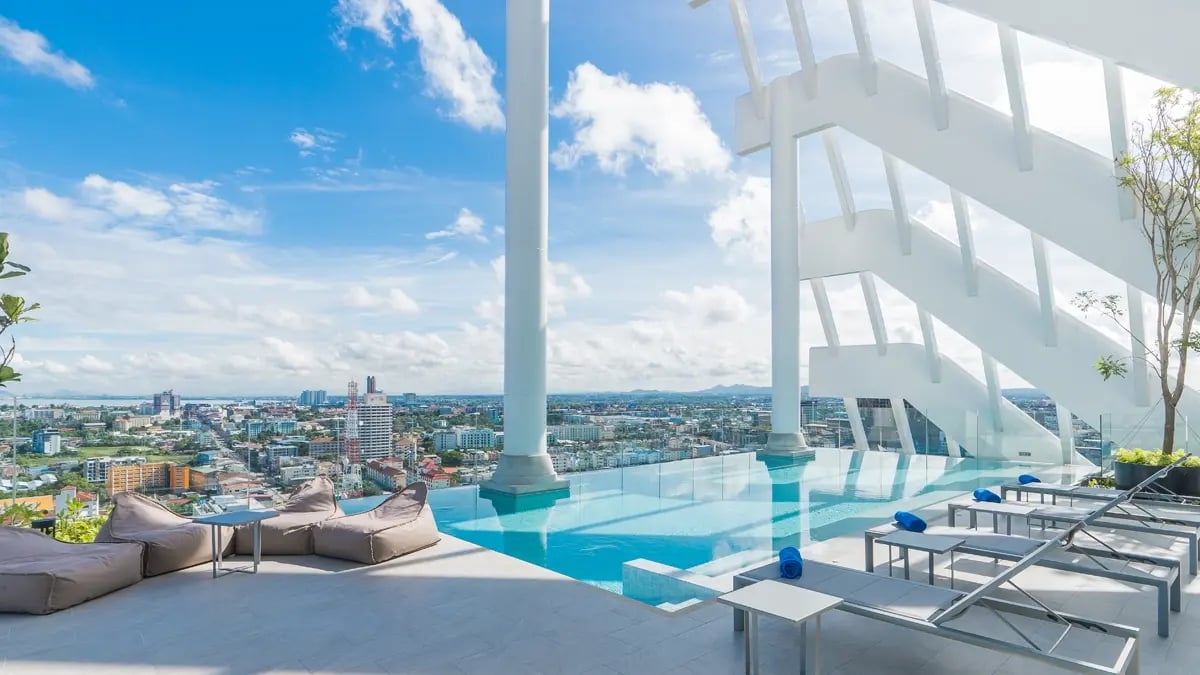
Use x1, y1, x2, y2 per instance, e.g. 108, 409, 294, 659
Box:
359, 390, 394, 461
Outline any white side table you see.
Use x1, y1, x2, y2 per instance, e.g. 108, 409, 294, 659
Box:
717, 579, 843, 675
193, 510, 278, 578
875, 530, 964, 587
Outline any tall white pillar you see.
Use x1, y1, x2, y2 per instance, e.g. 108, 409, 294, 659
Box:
764, 78, 810, 457
482, 0, 567, 496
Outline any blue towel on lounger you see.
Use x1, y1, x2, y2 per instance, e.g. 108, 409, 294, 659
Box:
894, 510, 927, 533
973, 488, 1002, 503
779, 546, 803, 579
1018, 474, 1041, 485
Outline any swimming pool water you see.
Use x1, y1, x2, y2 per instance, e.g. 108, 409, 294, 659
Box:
340, 448, 1057, 603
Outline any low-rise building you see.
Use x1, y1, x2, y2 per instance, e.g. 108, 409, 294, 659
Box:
365, 459, 407, 491
32, 429, 62, 455
84, 455, 145, 483
432, 430, 457, 451
107, 461, 190, 494
278, 459, 318, 484
547, 424, 602, 442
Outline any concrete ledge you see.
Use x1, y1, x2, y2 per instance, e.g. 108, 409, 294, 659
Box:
622, 558, 729, 610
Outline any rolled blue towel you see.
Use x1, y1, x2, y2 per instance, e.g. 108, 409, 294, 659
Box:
973, 488, 1002, 503
894, 510, 927, 533
1017, 474, 1041, 485
779, 546, 803, 579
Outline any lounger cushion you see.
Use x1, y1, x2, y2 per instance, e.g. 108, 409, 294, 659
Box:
743, 559, 962, 621
234, 476, 342, 555
973, 488, 1002, 503
96, 492, 229, 576
1018, 474, 1040, 485
894, 511, 927, 532
0, 526, 144, 614
314, 482, 440, 564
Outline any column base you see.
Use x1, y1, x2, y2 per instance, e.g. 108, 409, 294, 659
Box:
759, 432, 815, 459
480, 453, 569, 496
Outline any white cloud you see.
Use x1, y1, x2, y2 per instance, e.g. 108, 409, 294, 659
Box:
334, 0, 503, 131
708, 176, 770, 264
551, 63, 731, 180
288, 128, 340, 157
21, 175, 263, 235
425, 207, 487, 242
663, 285, 754, 324
0, 17, 94, 89
345, 285, 420, 314
77, 354, 114, 374
341, 330, 454, 369
82, 174, 172, 218
486, 256, 592, 318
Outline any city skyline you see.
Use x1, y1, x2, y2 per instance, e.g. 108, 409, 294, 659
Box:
0, 1, 1182, 397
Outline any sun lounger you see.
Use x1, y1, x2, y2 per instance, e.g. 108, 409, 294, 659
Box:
733, 557, 1140, 674
1003, 481, 1200, 508
864, 524, 1181, 637
947, 499, 1200, 575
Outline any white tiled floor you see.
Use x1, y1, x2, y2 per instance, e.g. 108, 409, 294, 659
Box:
3, 514, 1200, 674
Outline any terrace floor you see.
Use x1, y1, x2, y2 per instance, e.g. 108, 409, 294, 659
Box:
3, 502, 1200, 674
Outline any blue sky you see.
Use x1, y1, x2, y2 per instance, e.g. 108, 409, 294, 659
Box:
0, 0, 1167, 396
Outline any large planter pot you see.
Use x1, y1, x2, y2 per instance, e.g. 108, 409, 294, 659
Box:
1114, 461, 1168, 491
1165, 466, 1200, 497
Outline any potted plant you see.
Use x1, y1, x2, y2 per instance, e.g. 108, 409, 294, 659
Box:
1113, 448, 1200, 495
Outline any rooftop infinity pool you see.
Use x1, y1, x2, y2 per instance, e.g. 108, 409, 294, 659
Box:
341, 448, 1067, 604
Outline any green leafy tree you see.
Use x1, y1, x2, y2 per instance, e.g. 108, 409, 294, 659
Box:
1, 501, 38, 526
54, 497, 105, 543
1075, 87, 1200, 453
0, 233, 39, 388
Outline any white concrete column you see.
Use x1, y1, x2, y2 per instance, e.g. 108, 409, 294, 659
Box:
484, 0, 567, 495
765, 78, 809, 456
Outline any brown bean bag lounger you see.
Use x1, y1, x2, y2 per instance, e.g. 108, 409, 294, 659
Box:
313, 482, 440, 564
0, 526, 144, 614
234, 475, 342, 555
96, 491, 230, 576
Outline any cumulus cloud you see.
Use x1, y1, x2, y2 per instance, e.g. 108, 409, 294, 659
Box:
77, 354, 114, 374
345, 286, 421, 314
19, 175, 262, 235
341, 330, 454, 369
82, 174, 172, 218
0, 17, 94, 89
663, 285, 754, 324
288, 128, 340, 157
334, 0, 503, 131
551, 62, 730, 180
485, 256, 592, 319
426, 207, 487, 242
708, 176, 770, 264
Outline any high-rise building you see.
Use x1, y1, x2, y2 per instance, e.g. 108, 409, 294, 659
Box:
403, 392, 417, 404
298, 390, 327, 407
153, 390, 181, 417
359, 378, 393, 461
32, 429, 62, 455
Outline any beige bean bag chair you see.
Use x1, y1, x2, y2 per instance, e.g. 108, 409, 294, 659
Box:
96, 492, 229, 576
235, 475, 342, 555
314, 482, 440, 564
0, 526, 144, 614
